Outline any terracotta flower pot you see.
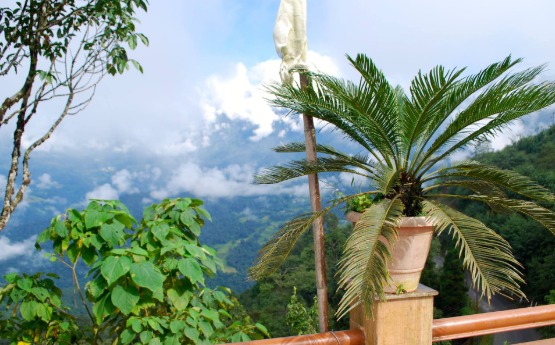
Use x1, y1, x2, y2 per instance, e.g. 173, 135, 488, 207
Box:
346, 212, 434, 293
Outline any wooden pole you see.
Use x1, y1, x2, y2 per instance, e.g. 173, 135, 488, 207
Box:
300, 73, 329, 332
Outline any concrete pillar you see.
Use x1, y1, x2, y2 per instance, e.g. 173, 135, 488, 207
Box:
350, 284, 438, 345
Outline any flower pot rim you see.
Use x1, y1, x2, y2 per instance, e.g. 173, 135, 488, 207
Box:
346, 211, 433, 227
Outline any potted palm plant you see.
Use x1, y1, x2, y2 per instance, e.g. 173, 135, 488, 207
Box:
249, 54, 555, 318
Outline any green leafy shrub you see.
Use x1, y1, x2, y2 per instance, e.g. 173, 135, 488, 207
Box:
285, 287, 318, 335
0, 198, 268, 344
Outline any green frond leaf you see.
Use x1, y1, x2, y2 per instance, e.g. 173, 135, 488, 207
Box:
426, 161, 554, 202
372, 164, 400, 195
423, 180, 505, 198
253, 157, 372, 185
402, 64, 466, 159
423, 200, 524, 302
248, 209, 329, 281
438, 195, 555, 236
336, 198, 404, 319
268, 59, 402, 167
423, 68, 555, 171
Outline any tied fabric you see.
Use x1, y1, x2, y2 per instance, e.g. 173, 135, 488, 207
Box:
274, 0, 308, 84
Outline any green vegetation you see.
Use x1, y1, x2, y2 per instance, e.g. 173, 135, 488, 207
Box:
251, 54, 555, 318
0, 198, 267, 344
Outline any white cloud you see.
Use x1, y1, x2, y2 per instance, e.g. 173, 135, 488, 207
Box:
111, 169, 139, 194
36, 173, 60, 189
150, 162, 309, 199
0, 235, 37, 262
85, 184, 119, 201
200, 51, 340, 141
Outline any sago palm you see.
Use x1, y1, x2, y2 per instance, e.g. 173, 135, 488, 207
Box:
249, 54, 555, 318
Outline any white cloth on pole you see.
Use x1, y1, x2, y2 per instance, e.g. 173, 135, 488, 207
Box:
274, 0, 308, 84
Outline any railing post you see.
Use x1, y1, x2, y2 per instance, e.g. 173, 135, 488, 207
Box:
350, 284, 438, 345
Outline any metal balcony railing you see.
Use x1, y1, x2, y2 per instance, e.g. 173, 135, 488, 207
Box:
227, 304, 555, 345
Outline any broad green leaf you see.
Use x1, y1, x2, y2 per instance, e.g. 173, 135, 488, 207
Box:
99, 221, 126, 247
147, 318, 163, 333
128, 245, 149, 256
148, 338, 162, 345
188, 222, 201, 236
195, 206, 212, 222
178, 258, 204, 285
130, 262, 165, 292
184, 243, 206, 260
82, 246, 99, 266
20, 300, 37, 320
54, 219, 68, 237
184, 328, 199, 343
153, 287, 165, 302
255, 323, 269, 336
115, 212, 136, 228
152, 223, 170, 241
140, 330, 153, 344
169, 319, 185, 333
200, 309, 219, 322
93, 293, 115, 325
35, 303, 53, 322
167, 288, 191, 311
3, 272, 18, 283
111, 285, 139, 315
127, 317, 143, 333
101, 256, 132, 285
85, 209, 104, 228
163, 335, 180, 345
10, 287, 26, 302
200, 256, 218, 274
175, 199, 192, 210
68, 209, 82, 223
199, 320, 213, 338
31, 287, 50, 302
16, 277, 33, 292
119, 328, 136, 345
179, 209, 196, 227
66, 241, 80, 264
35, 228, 50, 247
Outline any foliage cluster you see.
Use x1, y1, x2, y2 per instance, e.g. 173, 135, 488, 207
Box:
285, 287, 318, 336
0, 198, 268, 344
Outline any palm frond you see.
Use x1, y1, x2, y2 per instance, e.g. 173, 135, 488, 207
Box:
421, 66, 555, 172
266, 79, 384, 163
273, 142, 375, 171
253, 157, 373, 184
336, 198, 404, 319
372, 163, 401, 195
408, 56, 519, 173
429, 194, 555, 236
423, 180, 506, 198
402, 64, 465, 165
267, 60, 402, 167
423, 200, 525, 302
248, 208, 329, 281
424, 161, 554, 202
346, 54, 403, 163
